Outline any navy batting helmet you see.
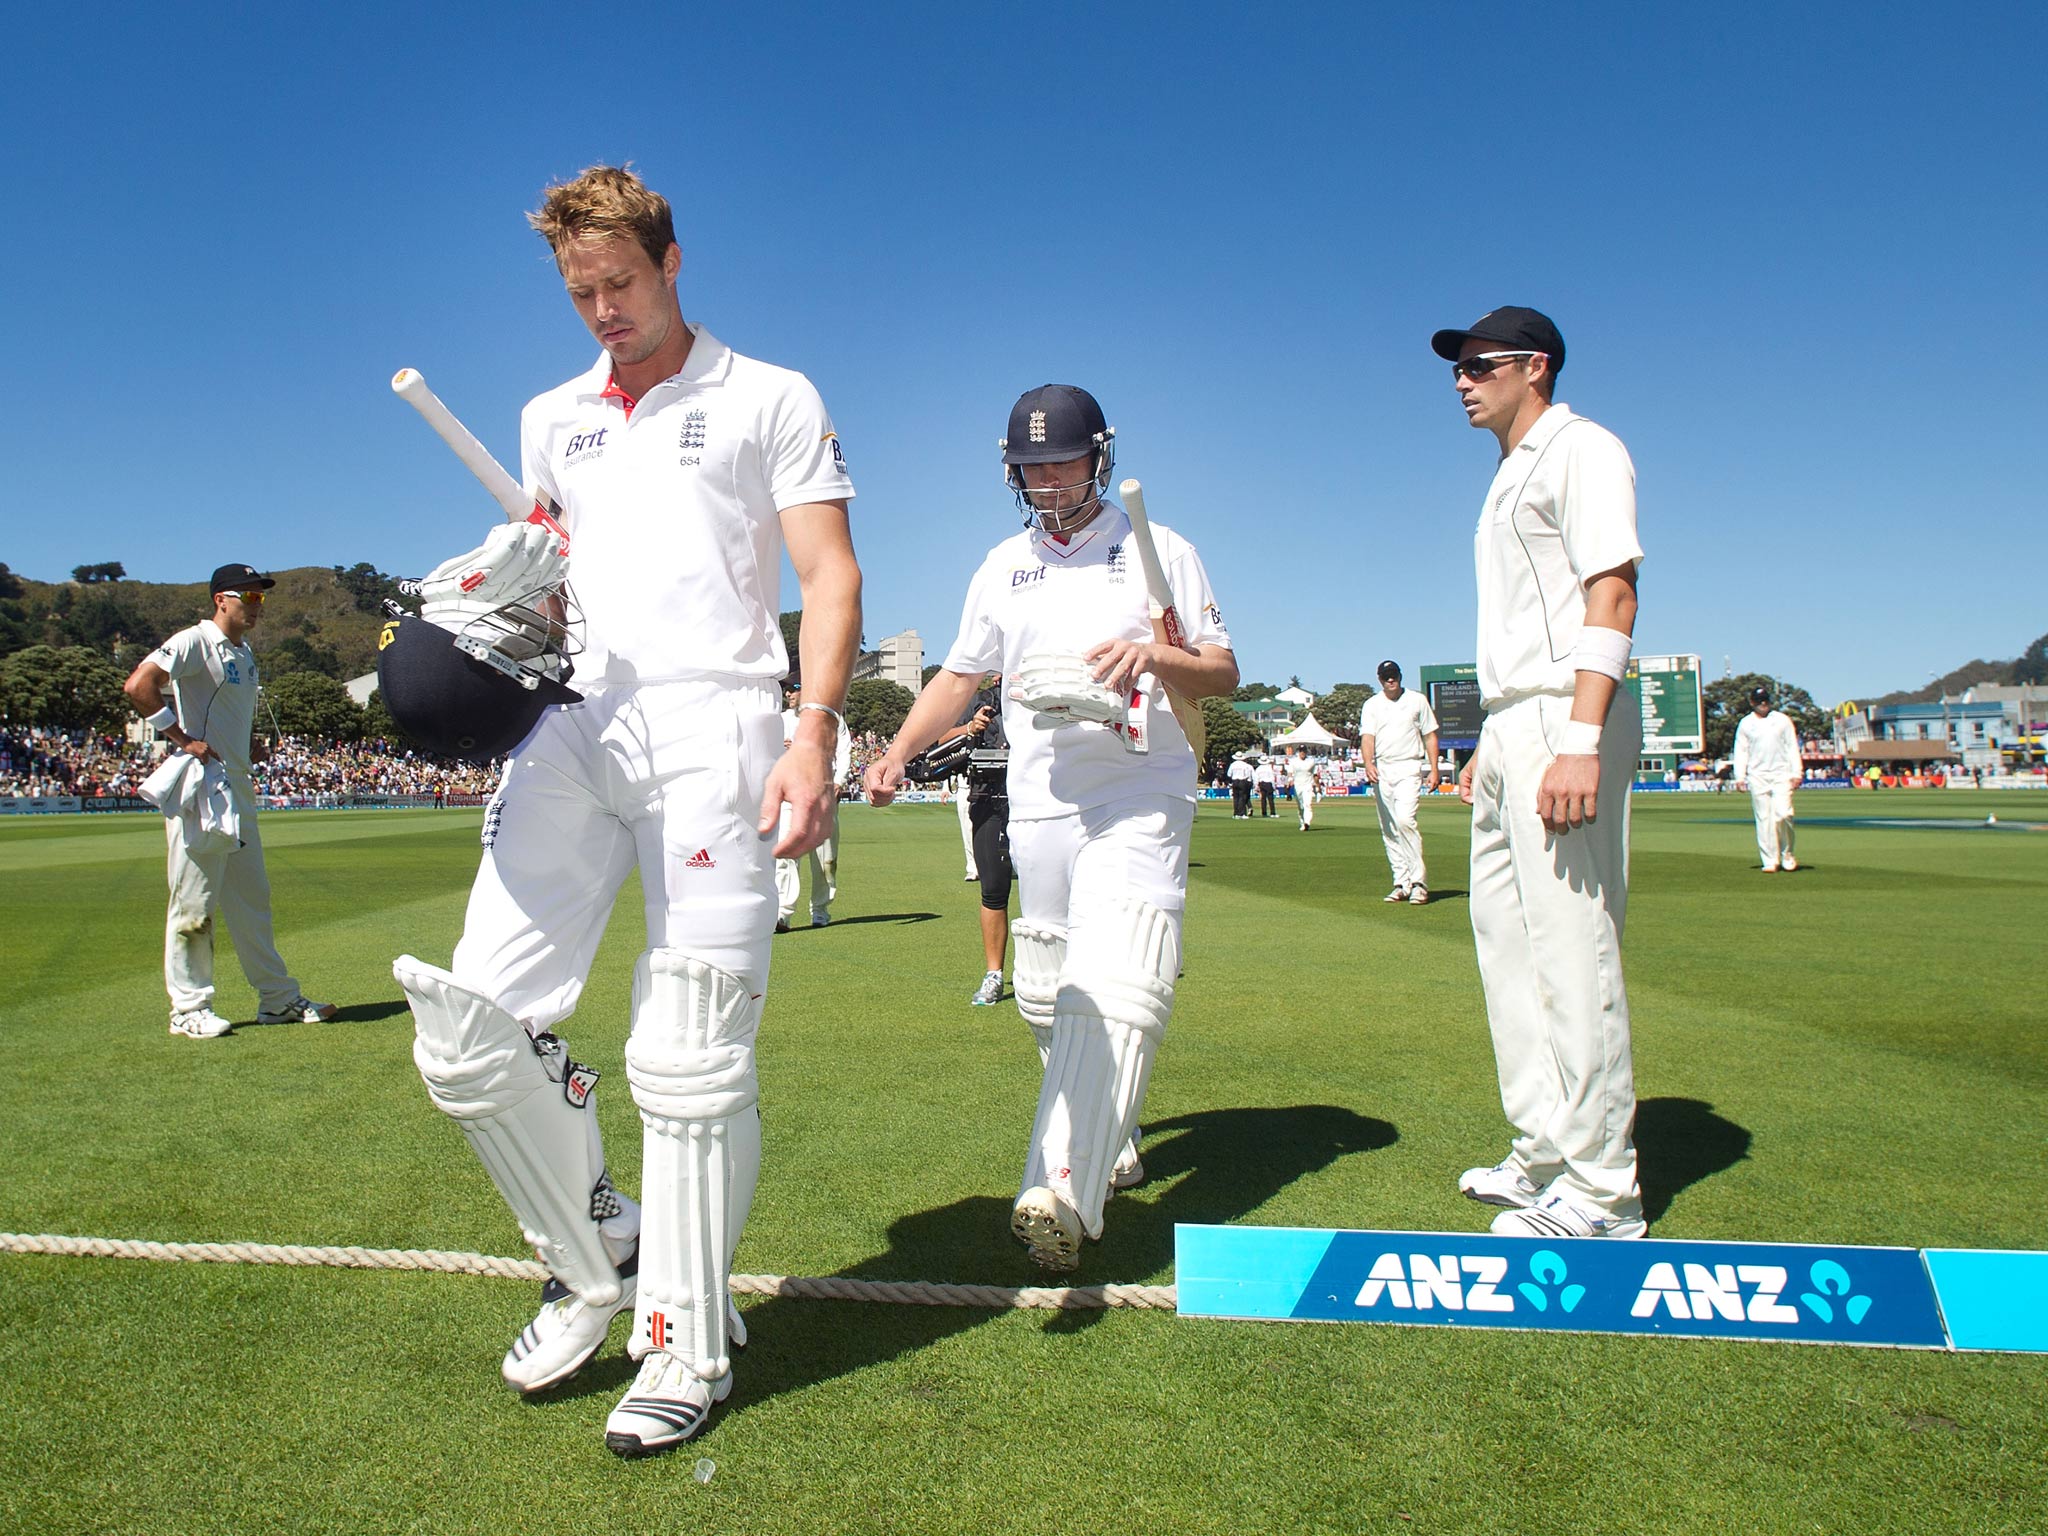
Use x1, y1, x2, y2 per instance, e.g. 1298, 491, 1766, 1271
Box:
376, 611, 577, 763
999, 385, 1116, 532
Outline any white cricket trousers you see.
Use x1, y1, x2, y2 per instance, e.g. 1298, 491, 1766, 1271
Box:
163, 776, 300, 1015
1374, 768, 1426, 889
452, 679, 782, 1024
1749, 779, 1796, 869
775, 799, 838, 920
1468, 695, 1642, 1219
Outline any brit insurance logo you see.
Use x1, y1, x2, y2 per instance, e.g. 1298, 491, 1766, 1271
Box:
565, 426, 608, 466
823, 430, 847, 474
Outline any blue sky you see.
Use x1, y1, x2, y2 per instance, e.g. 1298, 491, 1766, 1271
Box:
5, 3, 2042, 706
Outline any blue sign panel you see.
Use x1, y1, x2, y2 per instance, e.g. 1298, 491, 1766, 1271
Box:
1924, 1250, 2048, 1353
1176, 1226, 1949, 1350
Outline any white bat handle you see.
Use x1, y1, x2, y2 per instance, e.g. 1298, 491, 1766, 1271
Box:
391, 368, 530, 522
1119, 478, 1175, 610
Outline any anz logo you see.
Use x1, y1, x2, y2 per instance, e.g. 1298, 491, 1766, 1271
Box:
1355, 1252, 1516, 1312
1632, 1259, 1870, 1326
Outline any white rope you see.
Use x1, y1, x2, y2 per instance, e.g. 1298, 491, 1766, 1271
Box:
0, 1232, 1178, 1311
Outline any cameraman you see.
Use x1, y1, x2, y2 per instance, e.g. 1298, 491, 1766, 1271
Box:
914, 685, 1013, 1005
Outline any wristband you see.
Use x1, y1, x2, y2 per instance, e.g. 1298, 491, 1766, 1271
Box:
1558, 719, 1604, 755
145, 706, 177, 731
1570, 625, 1632, 682
797, 702, 844, 730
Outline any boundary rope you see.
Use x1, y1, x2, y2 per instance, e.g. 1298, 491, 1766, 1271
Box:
0, 1232, 1178, 1311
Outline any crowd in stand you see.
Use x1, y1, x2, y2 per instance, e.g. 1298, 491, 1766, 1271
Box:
0, 724, 503, 802
0, 726, 156, 799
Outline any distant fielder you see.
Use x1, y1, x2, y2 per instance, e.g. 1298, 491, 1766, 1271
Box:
1358, 659, 1441, 902
1733, 685, 1800, 872
865, 384, 1237, 1271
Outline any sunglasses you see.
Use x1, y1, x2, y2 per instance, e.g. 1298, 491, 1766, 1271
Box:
1451, 350, 1541, 382
225, 590, 267, 604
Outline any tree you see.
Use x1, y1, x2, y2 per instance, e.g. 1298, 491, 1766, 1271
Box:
332, 562, 406, 615
1315, 682, 1372, 742
921, 663, 946, 687
1703, 672, 1827, 760
265, 633, 345, 678
844, 677, 916, 738
262, 671, 362, 742
1232, 682, 1280, 702
361, 688, 399, 744
0, 644, 130, 731
1198, 696, 1262, 771
70, 562, 126, 584
0, 564, 23, 600
2014, 631, 2048, 687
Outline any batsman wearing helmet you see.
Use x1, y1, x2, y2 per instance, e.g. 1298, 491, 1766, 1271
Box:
865, 385, 1237, 1271
389, 165, 860, 1457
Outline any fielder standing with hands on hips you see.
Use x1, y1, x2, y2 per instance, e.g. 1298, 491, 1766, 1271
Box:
865, 385, 1237, 1271
124, 564, 337, 1039
1437, 307, 1648, 1241
388, 164, 860, 1457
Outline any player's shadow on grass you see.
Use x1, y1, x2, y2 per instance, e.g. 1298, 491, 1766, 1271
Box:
235, 1000, 409, 1027
784, 912, 940, 930
576, 1103, 1397, 1424
1634, 1096, 1750, 1223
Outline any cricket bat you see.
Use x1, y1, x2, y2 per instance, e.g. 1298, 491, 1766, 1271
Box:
1119, 478, 1208, 763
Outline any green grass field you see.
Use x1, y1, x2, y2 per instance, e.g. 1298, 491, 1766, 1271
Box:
3, 790, 2044, 1535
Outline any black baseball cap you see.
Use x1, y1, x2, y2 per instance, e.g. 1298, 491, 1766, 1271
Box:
1431, 306, 1566, 374
1749, 686, 1772, 705
209, 563, 275, 594
1001, 385, 1109, 465
1376, 659, 1402, 681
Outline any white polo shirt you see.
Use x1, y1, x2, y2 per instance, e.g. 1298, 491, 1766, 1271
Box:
521, 324, 855, 688
1733, 709, 1800, 783
1359, 687, 1439, 767
1286, 757, 1317, 791
1473, 404, 1642, 708
942, 504, 1230, 821
152, 619, 259, 779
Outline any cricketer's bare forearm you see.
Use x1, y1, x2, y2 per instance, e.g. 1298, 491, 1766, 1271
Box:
1568, 565, 1640, 728
886, 671, 985, 769
783, 501, 861, 754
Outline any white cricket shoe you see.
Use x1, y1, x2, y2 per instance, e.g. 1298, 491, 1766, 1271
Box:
1782, 855, 1798, 871
1383, 887, 1410, 904
604, 1352, 732, 1458
1491, 1192, 1646, 1240
502, 1249, 638, 1395
257, 994, 338, 1024
1110, 1140, 1146, 1191
970, 970, 1004, 1006
1011, 1186, 1083, 1273
1408, 886, 1429, 905
169, 1007, 234, 1039
811, 910, 831, 929
1761, 863, 1779, 874
1458, 1160, 1543, 1209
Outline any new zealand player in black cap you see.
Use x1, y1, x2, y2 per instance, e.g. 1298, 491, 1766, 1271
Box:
123, 562, 337, 1038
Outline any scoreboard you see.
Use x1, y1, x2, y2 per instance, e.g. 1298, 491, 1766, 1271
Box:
1627, 654, 1704, 755
1414, 657, 1704, 757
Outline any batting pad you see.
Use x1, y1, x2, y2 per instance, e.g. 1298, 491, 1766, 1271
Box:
398, 955, 621, 1306
1031, 900, 1178, 1237
625, 949, 762, 1383
1010, 921, 1066, 1066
